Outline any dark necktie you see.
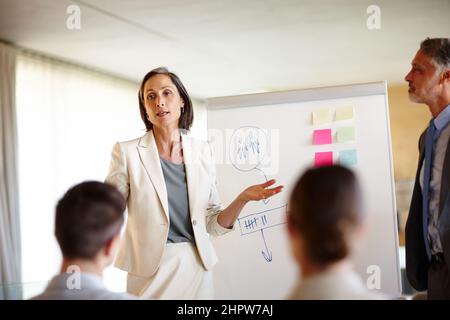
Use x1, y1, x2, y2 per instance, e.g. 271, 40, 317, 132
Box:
422, 119, 436, 259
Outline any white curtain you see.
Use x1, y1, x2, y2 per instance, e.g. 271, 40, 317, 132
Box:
0, 42, 22, 299
15, 53, 142, 298
15, 52, 207, 298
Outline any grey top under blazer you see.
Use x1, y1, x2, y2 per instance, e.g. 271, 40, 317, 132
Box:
159, 157, 195, 243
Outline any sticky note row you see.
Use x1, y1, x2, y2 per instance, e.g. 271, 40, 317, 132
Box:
312, 106, 354, 125
314, 150, 358, 167
313, 127, 356, 145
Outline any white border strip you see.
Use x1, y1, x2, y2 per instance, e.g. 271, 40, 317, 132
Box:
207, 81, 387, 110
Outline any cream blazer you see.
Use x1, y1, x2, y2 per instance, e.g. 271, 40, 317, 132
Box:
105, 131, 233, 277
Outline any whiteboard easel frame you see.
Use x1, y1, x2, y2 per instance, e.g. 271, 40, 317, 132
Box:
206, 81, 402, 296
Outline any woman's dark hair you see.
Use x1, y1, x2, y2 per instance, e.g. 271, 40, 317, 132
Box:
289, 165, 363, 266
55, 181, 126, 259
138, 67, 194, 132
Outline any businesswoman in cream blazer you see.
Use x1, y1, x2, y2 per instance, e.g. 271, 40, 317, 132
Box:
106, 67, 283, 299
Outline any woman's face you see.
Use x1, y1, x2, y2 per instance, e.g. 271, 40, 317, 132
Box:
143, 74, 184, 130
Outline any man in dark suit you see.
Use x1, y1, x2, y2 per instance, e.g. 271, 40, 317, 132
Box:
405, 38, 450, 299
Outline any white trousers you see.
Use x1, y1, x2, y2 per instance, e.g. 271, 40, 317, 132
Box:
126, 242, 214, 299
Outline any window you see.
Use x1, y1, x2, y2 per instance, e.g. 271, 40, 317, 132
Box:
16, 53, 143, 297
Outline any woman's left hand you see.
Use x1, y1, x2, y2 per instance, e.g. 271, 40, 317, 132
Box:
239, 179, 284, 202
217, 179, 284, 229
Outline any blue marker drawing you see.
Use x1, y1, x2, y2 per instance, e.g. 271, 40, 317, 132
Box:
236, 130, 261, 161
238, 204, 288, 262
229, 126, 272, 204
229, 126, 284, 261
229, 126, 267, 173
261, 229, 272, 262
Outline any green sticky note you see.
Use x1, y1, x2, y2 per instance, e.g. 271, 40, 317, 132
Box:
312, 109, 333, 125
337, 126, 355, 143
339, 150, 357, 166
336, 106, 354, 121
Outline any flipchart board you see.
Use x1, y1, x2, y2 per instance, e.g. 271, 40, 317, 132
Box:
206, 81, 401, 299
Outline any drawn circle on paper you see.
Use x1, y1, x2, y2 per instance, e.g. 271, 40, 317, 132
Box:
229, 126, 267, 172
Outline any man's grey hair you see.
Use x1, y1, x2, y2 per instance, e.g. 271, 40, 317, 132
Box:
420, 38, 450, 69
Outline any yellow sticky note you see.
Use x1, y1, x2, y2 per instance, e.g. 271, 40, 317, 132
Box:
336, 106, 354, 121
337, 126, 355, 143
312, 109, 333, 125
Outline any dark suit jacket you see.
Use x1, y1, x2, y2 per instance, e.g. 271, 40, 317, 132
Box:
406, 129, 450, 291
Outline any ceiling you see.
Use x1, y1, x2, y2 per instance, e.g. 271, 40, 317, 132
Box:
0, 0, 449, 99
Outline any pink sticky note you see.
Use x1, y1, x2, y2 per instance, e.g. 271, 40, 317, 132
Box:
313, 129, 332, 145
315, 152, 333, 167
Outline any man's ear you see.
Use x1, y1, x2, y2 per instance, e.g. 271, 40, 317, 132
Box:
442, 69, 450, 83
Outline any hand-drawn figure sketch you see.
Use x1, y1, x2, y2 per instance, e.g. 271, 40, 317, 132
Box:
229, 126, 287, 261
